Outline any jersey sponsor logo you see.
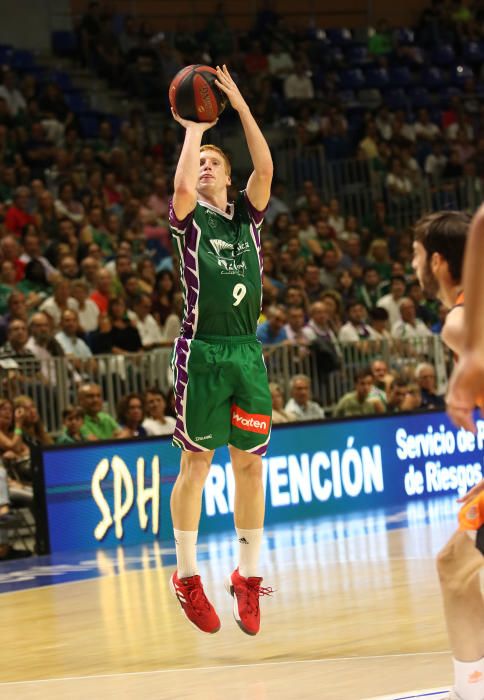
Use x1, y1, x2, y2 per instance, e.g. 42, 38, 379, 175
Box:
231, 404, 270, 434
209, 238, 248, 276
195, 434, 213, 441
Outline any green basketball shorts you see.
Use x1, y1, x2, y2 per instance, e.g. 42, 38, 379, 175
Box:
171, 334, 272, 455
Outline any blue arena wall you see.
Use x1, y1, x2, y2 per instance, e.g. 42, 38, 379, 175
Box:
39, 410, 484, 553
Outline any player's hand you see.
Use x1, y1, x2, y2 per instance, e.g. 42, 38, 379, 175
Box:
446, 351, 484, 433
215, 64, 248, 113
171, 108, 217, 132
457, 478, 484, 505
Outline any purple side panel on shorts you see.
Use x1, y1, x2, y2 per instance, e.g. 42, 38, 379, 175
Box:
173, 337, 203, 452
251, 442, 269, 457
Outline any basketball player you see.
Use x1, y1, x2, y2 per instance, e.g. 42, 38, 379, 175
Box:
413, 210, 484, 700
168, 65, 273, 635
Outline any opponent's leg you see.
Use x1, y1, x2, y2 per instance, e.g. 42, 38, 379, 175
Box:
437, 529, 484, 700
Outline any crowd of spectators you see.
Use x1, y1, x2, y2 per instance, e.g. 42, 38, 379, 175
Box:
0, 1, 476, 555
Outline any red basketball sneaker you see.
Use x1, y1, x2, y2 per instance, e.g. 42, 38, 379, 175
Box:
225, 568, 273, 636
170, 571, 221, 634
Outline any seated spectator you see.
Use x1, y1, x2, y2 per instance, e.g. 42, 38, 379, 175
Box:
334, 368, 380, 417
78, 383, 122, 440
13, 395, 53, 449
304, 263, 326, 302
270, 382, 297, 424
54, 180, 85, 226
414, 108, 441, 143
0, 235, 24, 282
284, 374, 325, 421
26, 311, 65, 383
338, 301, 376, 343
386, 376, 409, 413
19, 224, 57, 281
283, 61, 314, 102
401, 383, 423, 411
303, 301, 339, 346
0, 69, 26, 116
0, 318, 35, 360
284, 306, 308, 345
377, 275, 406, 326
142, 387, 176, 436
391, 297, 432, 340
0, 461, 31, 560
70, 279, 100, 333
55, 309, 94, 371
257, 305, 288, 345
58, 255, 79, 281
0, 398, 30, 465
40, 277, 79, 328
130, 293, 164, 349
5, 186, 35, 236
80, 256, 101, 293
368, 306, 392, 342
425, 141, 447, 182
320, 291, 343, 335
357, 266, 383, 310
56, 406, 85, 444
318, 248, 342, 289
415, 362, 446, 409
117, 393, 147, 438
0, 291, 29, 345
369, 358, 393, 406
386, 159, 413, 199
0, 260, 17, 316
90, 269, 113, 314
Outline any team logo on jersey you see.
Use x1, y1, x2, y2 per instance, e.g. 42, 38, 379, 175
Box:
209, 238, 247, 276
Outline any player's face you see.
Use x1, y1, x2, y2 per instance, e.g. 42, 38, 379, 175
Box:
412, 241, 439, 297
198, 150, 230, 194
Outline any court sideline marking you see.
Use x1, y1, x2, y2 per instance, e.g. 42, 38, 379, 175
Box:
0, 651, 451, 687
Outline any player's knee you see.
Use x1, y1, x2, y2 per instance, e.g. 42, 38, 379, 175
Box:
232, 454, 263, 481
180, 453, 212, 486
436, 540, 469, 592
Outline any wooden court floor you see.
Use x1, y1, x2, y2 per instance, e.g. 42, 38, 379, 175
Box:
0, 508, 472, 700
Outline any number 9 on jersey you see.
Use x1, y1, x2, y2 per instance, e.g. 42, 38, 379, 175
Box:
232, 283, 247, 307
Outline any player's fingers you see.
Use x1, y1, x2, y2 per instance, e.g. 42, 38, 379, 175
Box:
447, 404, 476, 433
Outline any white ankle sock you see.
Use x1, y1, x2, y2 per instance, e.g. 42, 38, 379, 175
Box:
174, 529, 198, 578
236, 527, 263, 578
453, 657, 484, 700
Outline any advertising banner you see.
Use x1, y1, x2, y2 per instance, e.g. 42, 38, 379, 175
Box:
40, 411, 484, 553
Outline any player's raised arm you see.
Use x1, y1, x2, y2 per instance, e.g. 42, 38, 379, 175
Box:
215, 65, 273, 211
171, 110, 217, 221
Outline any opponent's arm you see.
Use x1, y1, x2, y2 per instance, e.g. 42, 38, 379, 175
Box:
446, 204, 484, 431
215, 65, 273, 211
172, 110, 217, 221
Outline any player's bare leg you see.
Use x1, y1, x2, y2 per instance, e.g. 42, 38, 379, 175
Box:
437, 530, 484, 699
170, 450, 220, 634
170, 450, 215, 531
226, 445, 272, 635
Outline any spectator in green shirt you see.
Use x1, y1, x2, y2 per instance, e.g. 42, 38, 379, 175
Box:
368, 19, 393, 56
335, 368, 381, 417
78, 383, 122, 441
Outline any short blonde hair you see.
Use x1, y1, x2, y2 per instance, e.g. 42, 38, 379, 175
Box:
200, 144, 231, 176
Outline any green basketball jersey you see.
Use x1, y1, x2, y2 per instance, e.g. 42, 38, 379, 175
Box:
168, 191, 265, 338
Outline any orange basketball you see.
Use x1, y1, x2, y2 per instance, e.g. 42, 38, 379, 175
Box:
169, 65, 227, 122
